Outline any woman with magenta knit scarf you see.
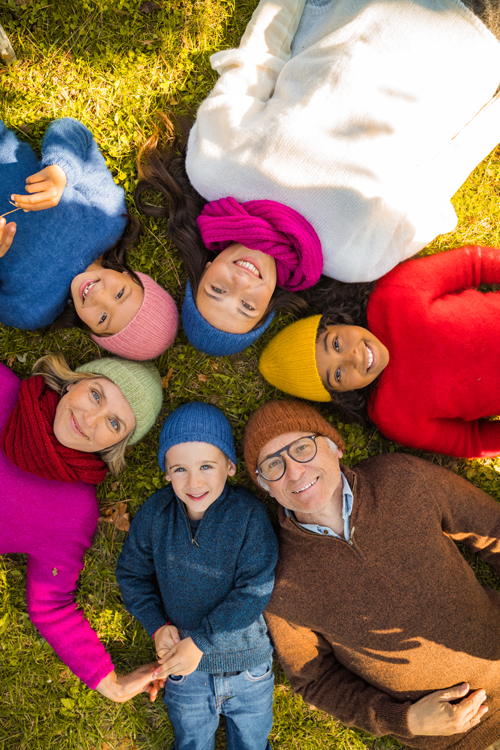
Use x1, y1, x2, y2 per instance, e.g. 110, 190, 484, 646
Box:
136, 0, 500, 356
0, 353, 166, 702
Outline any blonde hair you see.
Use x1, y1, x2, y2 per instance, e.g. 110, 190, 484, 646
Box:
33, 354, 129, 476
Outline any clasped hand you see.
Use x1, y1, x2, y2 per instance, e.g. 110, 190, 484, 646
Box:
153, 624, 203, 680
408, 682, 488, 736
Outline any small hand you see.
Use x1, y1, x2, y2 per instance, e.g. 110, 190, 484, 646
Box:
153, 637, 203, 679
0, 218, 16, 258
154, 623, 181, 659
408, 683, 488, 736
146, 676, 166, 702
11, 164, 67, 212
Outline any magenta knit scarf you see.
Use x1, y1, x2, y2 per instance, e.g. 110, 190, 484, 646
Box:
197, 197, 323, 292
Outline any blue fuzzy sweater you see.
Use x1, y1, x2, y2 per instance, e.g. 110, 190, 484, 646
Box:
0, 118, 127, 329
116, 482, 278, 673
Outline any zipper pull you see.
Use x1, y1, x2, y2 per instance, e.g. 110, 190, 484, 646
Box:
347, 526, 355, 545
192, 538, 200, 547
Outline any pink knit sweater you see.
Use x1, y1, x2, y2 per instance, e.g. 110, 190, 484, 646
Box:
0, 363, 114, 688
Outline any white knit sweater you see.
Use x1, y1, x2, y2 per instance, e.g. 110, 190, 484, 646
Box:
186, 0, 500, 282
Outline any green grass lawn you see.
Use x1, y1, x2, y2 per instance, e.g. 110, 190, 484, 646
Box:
2, 1, 500, 748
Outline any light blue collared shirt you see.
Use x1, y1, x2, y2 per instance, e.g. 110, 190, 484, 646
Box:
284, 472, 353, 541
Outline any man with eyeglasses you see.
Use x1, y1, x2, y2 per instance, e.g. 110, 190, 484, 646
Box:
243, 399, 500, 750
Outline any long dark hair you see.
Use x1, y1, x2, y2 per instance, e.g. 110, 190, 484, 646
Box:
134, 114, 307, 324
50, 215, 144, 333
305, 277, 379, 427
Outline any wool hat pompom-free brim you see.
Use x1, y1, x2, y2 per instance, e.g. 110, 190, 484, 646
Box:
92, 272, 179, 361
259, 315, 331, 402
181, 279, 274, 356
243, 399, 344, 482
158, 401, 237, 470
76, 357, 163, 444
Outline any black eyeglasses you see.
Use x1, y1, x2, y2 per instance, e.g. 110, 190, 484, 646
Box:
256, 435, 318, 482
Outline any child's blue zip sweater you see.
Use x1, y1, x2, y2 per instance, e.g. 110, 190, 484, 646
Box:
116, 482, 278, 673
0, 118, 127, 329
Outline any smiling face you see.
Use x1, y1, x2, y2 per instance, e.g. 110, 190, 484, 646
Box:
70, 260, 144, 335
195, 244, 277, 334
165, 442, 236, 520
52, 377, 136, 453
256, 431, 343, 522
315, 324, 389, 393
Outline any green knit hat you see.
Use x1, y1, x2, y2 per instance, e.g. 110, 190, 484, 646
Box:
76, 358, 163, 444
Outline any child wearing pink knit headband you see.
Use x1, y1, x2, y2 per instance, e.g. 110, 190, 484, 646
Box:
0, 118, 178, 361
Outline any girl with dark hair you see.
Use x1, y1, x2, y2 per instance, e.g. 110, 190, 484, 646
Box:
259, 246, 500, 459
0, 118, 178, 360
0, 352, 167, 701
136, 131, 314, 356
137, 0, 500, 355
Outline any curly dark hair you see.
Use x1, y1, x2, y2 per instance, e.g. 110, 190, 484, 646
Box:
50, 214, 144, 335
134, 113, 308, 328
305, 276, 380, 427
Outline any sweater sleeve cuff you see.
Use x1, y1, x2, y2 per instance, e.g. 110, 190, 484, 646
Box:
211, 48, 286, 76
375, 700, 413, 739
85, 658, 115, 691
40, 155, 80, 187
141, 610, 172, 639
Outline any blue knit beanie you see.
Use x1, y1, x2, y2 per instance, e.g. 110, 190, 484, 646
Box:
181, 280, 275, 356
158, 401, 237, 470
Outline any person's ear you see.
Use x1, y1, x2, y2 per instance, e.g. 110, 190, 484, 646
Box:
205, 261, 212, 269
337, 449, 343, 459
227, 460, 236, 477
65, 382, 76, 393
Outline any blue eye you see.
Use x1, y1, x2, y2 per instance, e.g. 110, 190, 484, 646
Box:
201, 464, 213, 470
174, 467, 186, 473
335, 368, 341, 384
211, 285, 224, 294
116, 289, 124, 300
334, 336, 339, 352
242, 301, 255, 311
99, 313, 107, 324
91, 389, 100, 402
110, 418, 119, 431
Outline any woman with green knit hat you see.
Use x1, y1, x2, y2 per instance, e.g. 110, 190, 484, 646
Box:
0, 353, 164, 702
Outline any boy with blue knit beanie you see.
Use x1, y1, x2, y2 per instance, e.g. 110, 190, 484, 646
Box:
116, 401, 278, 750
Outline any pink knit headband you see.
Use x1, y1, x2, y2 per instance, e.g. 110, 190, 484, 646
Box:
197, 197, 323, 292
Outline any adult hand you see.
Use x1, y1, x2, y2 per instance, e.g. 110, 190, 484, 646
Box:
11, 164, 67, 211
96, 663, 164, 703
153, 637, 203, 679
408, 683, 487, 736
154, 623, 181, 659
0, 218, 16, 258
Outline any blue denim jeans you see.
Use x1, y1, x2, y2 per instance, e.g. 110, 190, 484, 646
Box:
163, 658, 274, 750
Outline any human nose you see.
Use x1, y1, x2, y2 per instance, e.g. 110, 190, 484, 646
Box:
230, 268, 253, 289
186, 471, 203, 489
342, 344, 362, 369
284, 455, 306, 481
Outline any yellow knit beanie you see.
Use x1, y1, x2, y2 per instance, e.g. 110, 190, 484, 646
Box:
258, 315, 331, 402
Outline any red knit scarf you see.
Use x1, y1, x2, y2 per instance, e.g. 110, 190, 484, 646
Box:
1, 375, 108, 484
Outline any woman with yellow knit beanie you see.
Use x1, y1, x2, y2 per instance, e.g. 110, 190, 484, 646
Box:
259, 246, 500, 460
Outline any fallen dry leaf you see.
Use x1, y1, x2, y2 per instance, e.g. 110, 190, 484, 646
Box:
100, 501, 130, 532
162, 368, 174, 389
110, 481, 120, 491
197, 373, 208, 383
210, 361, 219, 371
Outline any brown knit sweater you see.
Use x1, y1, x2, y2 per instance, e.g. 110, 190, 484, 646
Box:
264, 453, 500, 750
